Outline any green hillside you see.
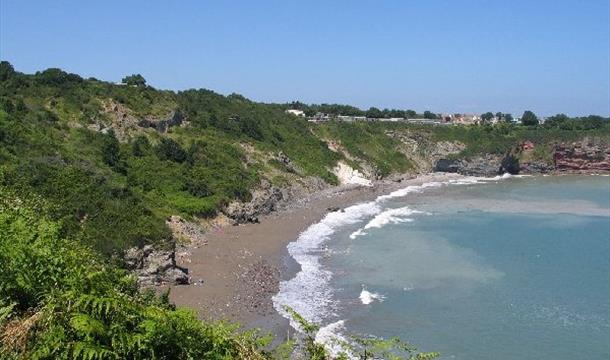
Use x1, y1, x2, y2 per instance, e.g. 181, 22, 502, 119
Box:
1, 61, 609, 359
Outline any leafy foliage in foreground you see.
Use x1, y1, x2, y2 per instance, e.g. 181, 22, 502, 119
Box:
283, 306, 439, 360
0, 189, 274, 359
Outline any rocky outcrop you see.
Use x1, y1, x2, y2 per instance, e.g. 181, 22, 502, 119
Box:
124, 244, 189, 286
518, 161, 554, 174
434, 154, 503, 176
333, 161, 372, 186
435, 139, 610, 176
166, 215, 207, 245
509, 141, 554, 174
223, 177, 328, 224
95, 100, 186, 140
385, 130, 466, 172
96, 100, 140, 141
554, 140, 610, 172
273, 151, 298, 173
223, 179, 284, 223
138, 111, 186, 133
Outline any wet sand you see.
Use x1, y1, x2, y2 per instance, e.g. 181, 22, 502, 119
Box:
168, 173, 462, 337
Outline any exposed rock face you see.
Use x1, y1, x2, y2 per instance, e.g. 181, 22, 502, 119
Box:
166, 215, 206, 245
97, 100, 140, 141
124, 244, 189, 286
385, 130, 466, 172
273, 151, 298, 173
333, 161, 373, 186
138, 111, 186, 133
95, 100, 187, 140
223, 177, 328, 224
224, 179, 284, 223
554, 140, 610, 172
434, 155, 503, 176
511, 141, 554, 174
519, 161, 554, 174
435, 139, 610, 175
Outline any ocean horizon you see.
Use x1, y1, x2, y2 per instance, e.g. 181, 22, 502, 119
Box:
274, 174, 610, 359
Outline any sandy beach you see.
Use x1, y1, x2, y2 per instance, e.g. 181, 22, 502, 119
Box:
169, 173, 462, 336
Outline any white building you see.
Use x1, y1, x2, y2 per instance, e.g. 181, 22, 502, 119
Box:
285, 109, 305, 117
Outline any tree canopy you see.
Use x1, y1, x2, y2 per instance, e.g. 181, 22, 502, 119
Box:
521, 110, 539, 126
121, 74, 147, 87
481, 112, 494, 123
423, 110, 437, 119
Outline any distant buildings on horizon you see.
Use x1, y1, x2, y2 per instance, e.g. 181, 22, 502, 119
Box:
285, 109, 532, 125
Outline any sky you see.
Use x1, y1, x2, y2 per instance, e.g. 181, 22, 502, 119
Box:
1, 0, 609, 116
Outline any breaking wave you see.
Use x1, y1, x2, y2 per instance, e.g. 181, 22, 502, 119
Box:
359, 288, 385, 305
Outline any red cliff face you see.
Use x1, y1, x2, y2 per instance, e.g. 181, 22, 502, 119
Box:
554, 141, 610, 172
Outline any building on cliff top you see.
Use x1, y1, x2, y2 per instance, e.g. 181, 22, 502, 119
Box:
285, 109, 305, 117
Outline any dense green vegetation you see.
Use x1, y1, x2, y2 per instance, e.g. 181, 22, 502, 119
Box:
0, 189, 275, 359
0, 62, 343, 255
315, 121, 415, 176
1, 61, 608, 358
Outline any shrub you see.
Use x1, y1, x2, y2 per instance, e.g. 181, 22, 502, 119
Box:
155, 138, 186, 163
131, 135, 151, 157
0, 189, 271, 359
101, 130, 122, 168
121, 74, 147, 87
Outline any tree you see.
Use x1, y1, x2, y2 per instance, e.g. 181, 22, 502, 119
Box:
405, 110, 417, 118
423, 110, 437, 119
155, 137, 186, 162
121, 74, 147, 87
366, 107, 383, 119
504, 113, 514, 123
0, 61, 15, 82
521, 110, 539, 126
35, 68, 83, 85
495, 112, 503, 121
481, 112, 494, 123
544, 113, 569, 128
101, 129, 121, 167
131, 135, 151, 157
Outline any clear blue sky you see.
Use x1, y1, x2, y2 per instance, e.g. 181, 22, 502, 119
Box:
1, 0, 609, 116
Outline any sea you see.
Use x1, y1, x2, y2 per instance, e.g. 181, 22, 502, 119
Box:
273, 174, 610, 359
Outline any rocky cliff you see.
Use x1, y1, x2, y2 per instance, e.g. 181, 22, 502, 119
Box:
554, 140, 610, 172
124, 243, 189, 286
434, 155, 504, 176
434, 139, 610, 176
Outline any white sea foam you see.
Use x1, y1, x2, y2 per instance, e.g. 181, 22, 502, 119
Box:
350, 206, 426, 238
349, 228, 366, 239
364, 207, 423, 229
315, 320, 353, 358
359, 288, 385, 305
273, 201, 382, 326
403, 285, 415, 291
273, 172, 518, 350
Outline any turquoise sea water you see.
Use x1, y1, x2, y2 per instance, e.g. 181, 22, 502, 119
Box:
275, 175, 610, 359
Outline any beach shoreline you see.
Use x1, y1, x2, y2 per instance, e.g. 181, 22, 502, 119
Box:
168, 172, 467, 337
